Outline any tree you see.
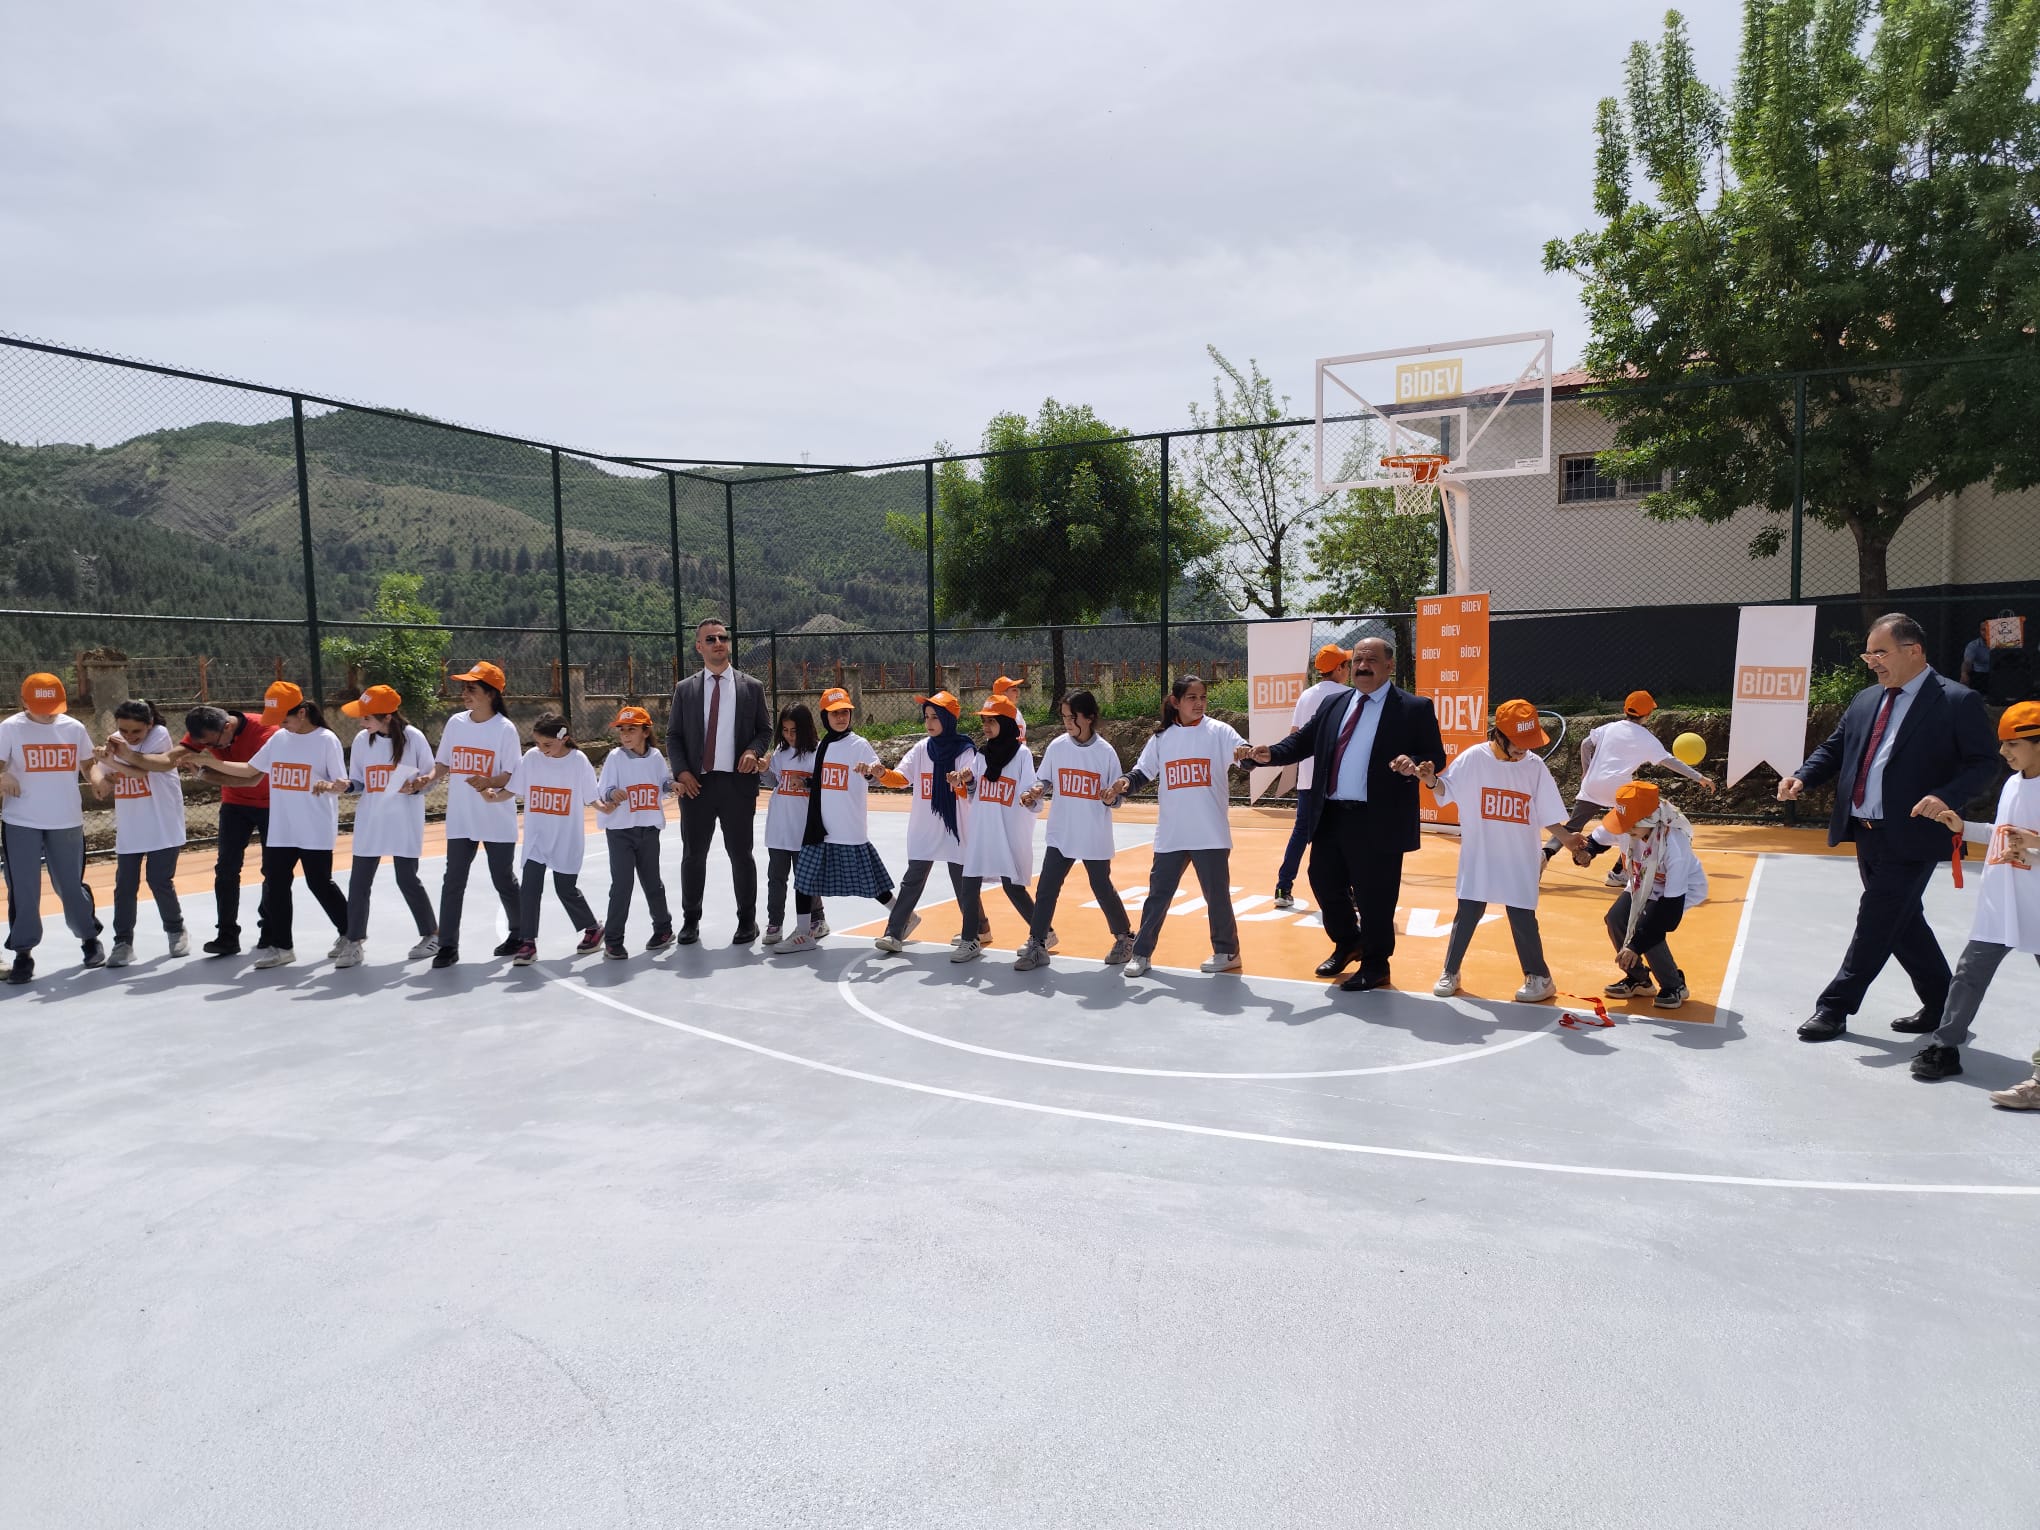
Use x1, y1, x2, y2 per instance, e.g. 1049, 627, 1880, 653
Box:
1181, 347, 1335, 617
891, 400, 1220, 704
1305, 488, 1439, 617
1544, 3, 2040, 628
320, 572, 452, 712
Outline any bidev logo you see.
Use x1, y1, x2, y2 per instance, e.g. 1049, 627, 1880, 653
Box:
979, 776, 1018, 807
20, 743, 77, 773
625, 782, 661, 811
449, 745, 495, 775
777, 769, 811, 797
528, 784, 572, 815
1480, 787, 1533, 824
820, 761, 850, 791
1057, 768, 1101, 800
1253, 675, 1304, 710
1736, 665, 1807, 703
1163, 759, 1212, 790
270, 761, 313, 792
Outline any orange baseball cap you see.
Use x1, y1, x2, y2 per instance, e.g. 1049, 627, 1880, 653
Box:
1315, 644, 1352, 675
1998, 701, 2040, 741
19, 672, 67, 713
978, 693, 1020, 721
819, 687, 853, 712
914, 690, 962, 717
611, 705, 653, 728
993, 674, 1026, 694
452, 661, 507, 691
341, 684, 402, 718
1603, 780, 1662, 835
260, 680, 304, 725
1624, 690, 1657, 717
1493, 698, 1549, 750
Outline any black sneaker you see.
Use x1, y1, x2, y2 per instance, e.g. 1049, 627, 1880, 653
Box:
82, 939, 107, 970
431, 946, 460, 970
6, 953, 32, 985
677, 922, 701, 945
1910, 1043, 1963, 1081
604, 942, 628, 961
203, 934, 241, 957
645, 927, 675, 953
492, 935, 523, 958
732, 923, 759, 945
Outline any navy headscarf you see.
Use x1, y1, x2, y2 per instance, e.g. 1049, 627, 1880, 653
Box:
924, 704, 970, 839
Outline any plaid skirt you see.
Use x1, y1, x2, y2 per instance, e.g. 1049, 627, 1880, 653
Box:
795, 841, 895, 899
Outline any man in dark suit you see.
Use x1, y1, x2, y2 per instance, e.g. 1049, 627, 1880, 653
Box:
1252, 634, 1447, 992
666, 616, 774, 946
1779, 612, 1999, 1042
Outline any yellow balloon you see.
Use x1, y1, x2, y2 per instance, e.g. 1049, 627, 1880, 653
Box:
1672, 731, 1707, 767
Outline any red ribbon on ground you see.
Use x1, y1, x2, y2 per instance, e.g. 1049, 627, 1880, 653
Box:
1559, 994, 1615, 1029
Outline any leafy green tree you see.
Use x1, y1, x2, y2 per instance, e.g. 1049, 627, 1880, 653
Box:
320, 572, 452, 713
1544, 3, 2040, 626
1182, 347, 1334, 617
1305, 488, 1439, 616
892, 400, 1219, 703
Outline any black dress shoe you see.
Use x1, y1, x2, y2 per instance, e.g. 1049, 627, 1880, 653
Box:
1797, 1013, 1847, 1041
1314, 945, 1363, 978
677, 922, 701, 946
6, 953, 32, 985
1890, 1009, 1939, 1034
732, 924, 759, 945
431, 947, 460, 970
1910, 1042, 1963, 1080
203, 934, 241, 957
81, 939, 107, 970
492, 935, 523, 958
1339, 967, 1391, 993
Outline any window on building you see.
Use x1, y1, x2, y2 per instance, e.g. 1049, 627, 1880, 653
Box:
1559, 454, 1663, 503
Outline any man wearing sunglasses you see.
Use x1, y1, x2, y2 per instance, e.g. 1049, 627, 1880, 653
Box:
666, 617, 773, 946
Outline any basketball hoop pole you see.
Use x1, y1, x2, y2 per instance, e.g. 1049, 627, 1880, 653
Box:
1440, 481, 1470, 593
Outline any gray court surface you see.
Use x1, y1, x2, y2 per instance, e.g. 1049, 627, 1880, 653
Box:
6, 812, 2040, 1529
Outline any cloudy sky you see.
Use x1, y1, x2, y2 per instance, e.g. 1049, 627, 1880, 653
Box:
3, 2, 1741, 464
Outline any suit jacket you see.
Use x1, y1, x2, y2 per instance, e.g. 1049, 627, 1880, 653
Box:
666, 667, 774, 794
1795, 669, 1998, 854
1262, 683, 1446, 854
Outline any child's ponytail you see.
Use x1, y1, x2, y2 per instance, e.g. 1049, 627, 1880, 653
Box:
1153, 674, 1203, 736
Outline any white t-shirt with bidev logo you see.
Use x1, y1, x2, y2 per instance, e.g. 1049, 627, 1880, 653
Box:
894, 736, 974, 863
349, 725, 434, 860
250, 727, 347, 851
962, 748, 1041, 883
1038, 733, 1122, 862
0, 712, 93, 831
1430, 744, 1567, 910
763, 745, 818, 854
108, 724, 186, 855
1133, 717, 1247, 853
507, 746, 600, 875
1965, 773, 2040, 953
816, 734, 880, 845
1578, 718, 1677, 807
436, 711, 522, 844
598, 746, 673, 832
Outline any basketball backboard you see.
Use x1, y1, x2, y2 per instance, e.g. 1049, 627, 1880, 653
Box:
1313, 330, 1554, 495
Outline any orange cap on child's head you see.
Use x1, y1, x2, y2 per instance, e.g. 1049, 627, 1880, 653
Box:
20, 673, 67, 713
612, 705, 653, 729
819, 687, 852, 713
1493, 698, 1549, 750
1602, 780, 1662, 836
1315, 644, 1352, 675
341, 684, 402, 719
1998, 701, 2040, 742
1624, 690, 1657, 718
978, 693, 1020, 722
914, 691, 962, 717
452, 661, 507, 692
261, 681, 304, 725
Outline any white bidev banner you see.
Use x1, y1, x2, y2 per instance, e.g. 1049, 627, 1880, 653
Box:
1726, 604, 1817, 787
1246, 619, 1315, 803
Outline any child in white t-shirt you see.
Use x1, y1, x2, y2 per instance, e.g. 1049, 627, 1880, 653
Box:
874, 691, 975, 954
761, 704, 831, 945
594, 705, 675, 959
1580, 780, 1707, 1011
1408, 699, 1584, 1003
499, 712, 603, 966
89, 698, 188, 967
1016, 689, 1131, 971
0, 672, 104, 981
776, 688, 893, 955
1544, 690, 1713, 884
337, 684, 438, 968
1910, 702, 2040, 1094
1111, 676, 1254, 978
951, 693, 1044, 965
422, 661, 522, 969
208, 686, 351, 970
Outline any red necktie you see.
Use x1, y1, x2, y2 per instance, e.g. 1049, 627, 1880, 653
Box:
707, 673, 722, 769
1329, 691, 1368, 785
1849, 687, 1899, 810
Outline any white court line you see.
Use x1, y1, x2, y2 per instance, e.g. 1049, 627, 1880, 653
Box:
546, 973, 2040, 1197
836, 954, 1561, 1079
1713, 852, 1767, 1020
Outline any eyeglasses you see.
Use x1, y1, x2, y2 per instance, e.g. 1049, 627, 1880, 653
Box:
701, 633, 731, 645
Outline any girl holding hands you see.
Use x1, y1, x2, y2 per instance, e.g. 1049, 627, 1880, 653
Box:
90, 698, 188, 967
1016, 690, 1132, 971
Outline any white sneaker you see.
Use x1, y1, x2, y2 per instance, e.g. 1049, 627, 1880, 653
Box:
407, 935, 440, 960
253, 948, 296, 970
1043, 928, 1059, 952
1604, 868, 1628, 888
327, 935, 351, 960
1013, 940, 1047, 971
1124, 954, 1151, 977
811, 916, 830, 939
873, 934, 906, 954
1104, 933, 1135, 965
334, 940, 365, 969
1200, 950, 1242, 974
1514, 974, 1556, 1003
761, 924, 783, 945
247, 945, 277, 963
775, 925, 820, 955
107, 941, 134, 968
167, 930, 190, 958
950, 939, 982, 964
1432, 970, 1461, 997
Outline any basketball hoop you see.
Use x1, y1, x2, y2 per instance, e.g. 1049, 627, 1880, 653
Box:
1379, 452, 1451, 519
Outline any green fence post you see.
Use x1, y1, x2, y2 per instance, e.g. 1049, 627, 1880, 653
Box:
724, 478, 739, 666
1790, 375, 1806, 603
551, 448, 569, 707
290, 398, 323, 701
923, 459, 937, 692
1158, 434, 1171, 687
667, 472, 685, 670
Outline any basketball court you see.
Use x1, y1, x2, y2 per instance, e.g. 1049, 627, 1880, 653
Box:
7, 800, 2040, 1529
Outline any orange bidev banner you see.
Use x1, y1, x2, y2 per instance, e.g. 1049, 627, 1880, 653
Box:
1415, 592, 1491, 828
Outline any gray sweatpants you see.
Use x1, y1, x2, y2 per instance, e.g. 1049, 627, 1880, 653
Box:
1443, 899, 1549, 978
1933, 938, 2040, 1052
2, 822, 99, 954
604, 827, 671, 937
1132, 848, 1237, 959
